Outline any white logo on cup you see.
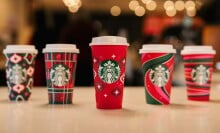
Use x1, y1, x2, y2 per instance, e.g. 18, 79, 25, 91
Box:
98, 60, 120, 84
150, 65, 169, 87
191, 65, 210, 85
9, 64, 27, 84
50, 64, 70, 87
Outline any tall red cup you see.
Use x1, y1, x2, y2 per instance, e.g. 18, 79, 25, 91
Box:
43, 44, 79, 104
90, 36, 129, 109
139, 45, 176, 105
181, 46, 215, 101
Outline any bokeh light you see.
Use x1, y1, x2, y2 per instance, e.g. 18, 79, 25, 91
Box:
166, 8, 176, 17
146, 0, 157, 11
129, 0, 139, 11
175, 0, 185, 11
134, 6, 146, 16
164, 0, 174, 10
110, 6, 121, 16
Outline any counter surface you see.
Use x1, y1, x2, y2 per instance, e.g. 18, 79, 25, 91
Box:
0, 86, 220, 133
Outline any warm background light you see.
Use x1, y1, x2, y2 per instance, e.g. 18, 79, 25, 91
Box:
166, 8, 176, 17
186, 7, 196, 17
141, 0, 152, 4
110, 6, 121, 16
175, 0, 185, 11
134, 6, 145, 16
63, 0, 82, 13
185, 0, 196, 10
164, 0, 174, 10
146, 0, 157, 11
129, 0, 139, 11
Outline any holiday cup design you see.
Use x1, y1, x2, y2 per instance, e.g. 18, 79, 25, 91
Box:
181, 46, 215, 101
90, 36, 129, 109
50, 64, 71, 87
139, 45, 176, 105
3, 45, 38, 101
43, 44, 79, 104
98, 60, 120, 84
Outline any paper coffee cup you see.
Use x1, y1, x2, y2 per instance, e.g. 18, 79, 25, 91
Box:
181, 45, 215, 101
90, 36, 129, 109
139, 44, 176, 105
4, 45, 38, 101
43, 44, 79, 104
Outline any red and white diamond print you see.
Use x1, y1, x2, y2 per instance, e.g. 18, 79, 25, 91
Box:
9, 54, 22, 64
24, 53, 35, 64
27, 78, 33, 92
111, 88, 121, 97
12, 84, 25, 94
27, 66, 34, 76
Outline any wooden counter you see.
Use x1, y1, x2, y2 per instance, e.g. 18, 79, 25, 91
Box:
0, 86, 220, 133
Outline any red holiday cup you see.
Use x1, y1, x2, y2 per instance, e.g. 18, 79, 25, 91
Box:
43, 44, 79, 104
139, 44, 176, 105
3, 45, 38, 101
90, 36, 129, 109
181, 46, 216, 101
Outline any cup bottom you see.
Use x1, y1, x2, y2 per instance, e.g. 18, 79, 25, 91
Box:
49, 101, 72, 104
96, 104, 122, 109
188, 96, 209, 101
48, 92, 73, 104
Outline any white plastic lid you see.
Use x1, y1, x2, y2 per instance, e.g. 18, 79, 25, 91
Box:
139, 44, 176, 53
42, 44, 79, 53
181, 46, 216, 55
3, 45, 38, 54
89, 36, 129, 46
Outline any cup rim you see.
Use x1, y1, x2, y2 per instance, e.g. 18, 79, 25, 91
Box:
181, 46, 216, 55
139, 44, 176, 53
42, 44, 80, 53
89, 36, 129, 46
3, 45, 38, 54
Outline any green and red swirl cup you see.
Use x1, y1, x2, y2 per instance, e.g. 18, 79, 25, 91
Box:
43, 44, 79, 104
139, 45, 176, 105
3, 45, 38, 101
181, 46, 216, 101
90, 36, 129, 109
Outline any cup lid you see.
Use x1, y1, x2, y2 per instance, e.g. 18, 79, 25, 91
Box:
89, 36, 129, 46
3, 45, 38, 54
181, 46, 216, 55
42, 44, 80, 53
139, 44, 176, 53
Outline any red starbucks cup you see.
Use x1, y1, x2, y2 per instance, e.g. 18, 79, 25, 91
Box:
3, 45, 38, 101
43, 44, 79, 104
90, 36, 129, 109
181, 46, 216, 101
139, 45, 176, 105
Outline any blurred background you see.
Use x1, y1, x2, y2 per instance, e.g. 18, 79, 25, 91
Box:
0, 0, 220, 86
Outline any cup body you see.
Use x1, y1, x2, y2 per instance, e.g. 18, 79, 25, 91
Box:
4, 45, 38, 101
139, 45, 176, 105
43, 44, 79, 104
181, 46, 215, 101
90, 36, 129, 109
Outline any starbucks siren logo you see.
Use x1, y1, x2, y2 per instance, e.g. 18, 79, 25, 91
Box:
98, 60, 120, 84
50, 64, 70, 87
191, 65, 210, 85
150, 65, 169, 87
9, 64, 27, 84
